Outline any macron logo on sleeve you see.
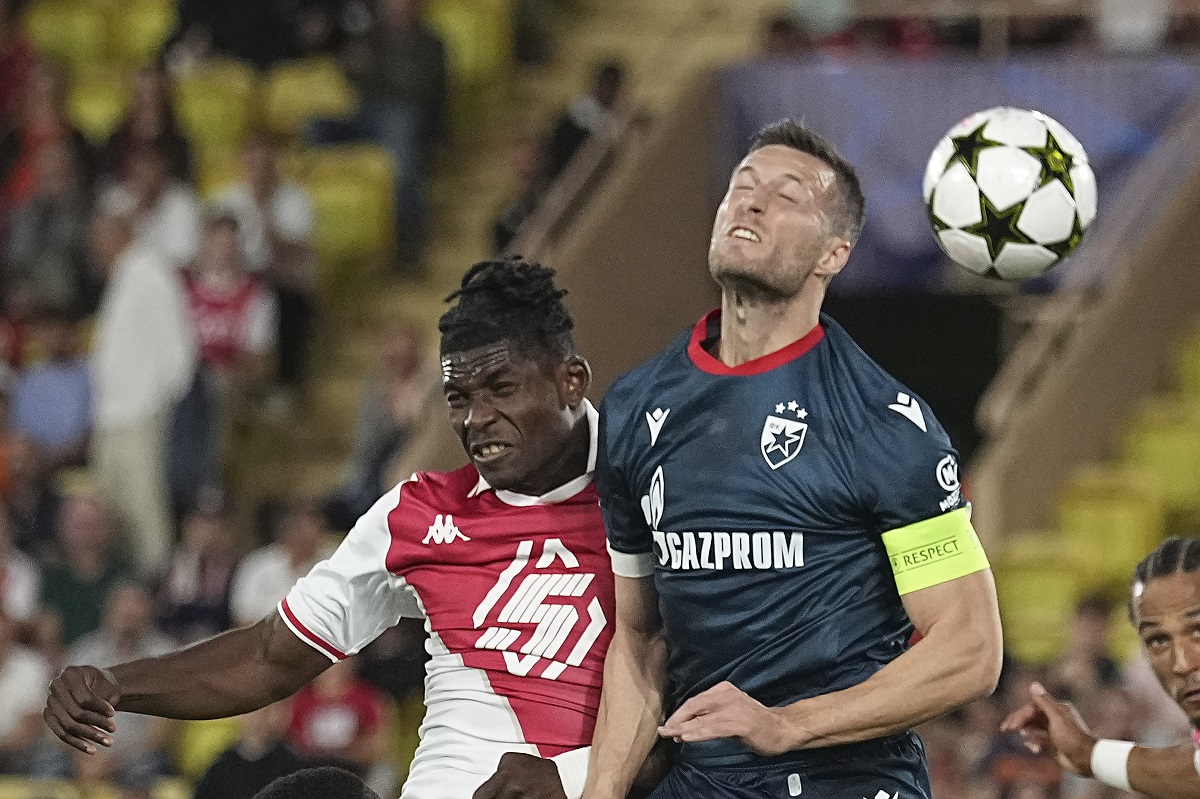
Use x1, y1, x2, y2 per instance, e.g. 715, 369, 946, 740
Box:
888, 393, 927, 432
646, 408, 670, 446
423, 514, 470, 545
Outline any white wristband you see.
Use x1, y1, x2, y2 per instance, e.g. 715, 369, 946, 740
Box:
550, 746, 591, 799
1090, 739, 1135, 791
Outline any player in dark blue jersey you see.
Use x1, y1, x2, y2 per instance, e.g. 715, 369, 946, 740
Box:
583, 120, 1004, 799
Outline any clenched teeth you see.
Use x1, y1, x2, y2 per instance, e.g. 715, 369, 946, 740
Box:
731, 228, 760, 242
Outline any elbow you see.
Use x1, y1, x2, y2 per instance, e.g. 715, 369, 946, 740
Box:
963, 621, 1005, 702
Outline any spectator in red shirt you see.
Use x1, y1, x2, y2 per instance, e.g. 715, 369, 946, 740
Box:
185, 212, 277, 437
286, 658, 391, 785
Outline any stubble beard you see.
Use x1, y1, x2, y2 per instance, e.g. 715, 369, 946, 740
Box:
709, 247, 810, 305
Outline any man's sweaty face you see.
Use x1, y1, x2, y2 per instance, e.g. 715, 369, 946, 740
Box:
441, 342, 571, 494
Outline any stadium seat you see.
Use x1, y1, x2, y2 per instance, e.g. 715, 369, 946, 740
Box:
195, 154, 243, 201
425, 0, 513, 89
1057, 465, 1165, 591
0, 779, 80, 799
1121, 397, 1200, 511
67, 69, 131, 144
21, 1, 108, 72
262, 57, 358, 138
174, 717, 242, 782
304, 172, 392, 289
1174, 321, 1200, 398
173, 59, 258, 162
993, 534, 1083, 665
113, 0, 177, 66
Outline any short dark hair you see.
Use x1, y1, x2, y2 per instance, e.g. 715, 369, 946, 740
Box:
748, 119, 866, 245
1132, 536, 1200, 601
251, 767, 381, 799
438, 256, 576, 362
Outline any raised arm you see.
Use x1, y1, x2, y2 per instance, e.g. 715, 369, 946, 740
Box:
1002, 682, 1200, 799
45, 612, 330, 753
582, 575, 668, 799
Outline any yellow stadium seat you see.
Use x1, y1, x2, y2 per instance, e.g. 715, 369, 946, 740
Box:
22, 1, 108, 72
305, 174, 391, 268
263, 57, 358, 138
993, 534, 1083, 665
195, 153, 243, 201
1121, 397, 1200, 511
113, 0, 178, 66
67, 70, 131, 144
0, 778, 80, 799
425, 0, 512, 88
151, 778, 191, 799
1058, 465, 1165, 591
1175, 322, 1200, 398
174, 717, 242, 782
173, 59, 258, 160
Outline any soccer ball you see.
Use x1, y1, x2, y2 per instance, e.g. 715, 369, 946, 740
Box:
923, 107, 1097, 280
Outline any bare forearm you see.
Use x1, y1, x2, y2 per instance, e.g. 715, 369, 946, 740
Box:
111, 617, 326, 719
583, 629, 667, 799
1129, 745, 1200, 799
782, 622, 1001, 749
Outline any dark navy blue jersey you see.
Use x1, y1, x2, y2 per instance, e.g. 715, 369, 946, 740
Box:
597, 310, 969, 767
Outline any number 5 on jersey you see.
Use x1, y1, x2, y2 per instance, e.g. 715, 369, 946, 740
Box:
472, 538, 607, 680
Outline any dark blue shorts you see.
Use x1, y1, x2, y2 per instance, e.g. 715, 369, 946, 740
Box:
647, 733, 931, 799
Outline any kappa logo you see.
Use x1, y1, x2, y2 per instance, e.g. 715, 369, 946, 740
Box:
888, 392, 927, 432
422, 514, 470, 545
646, 408, 670, 446
761, 400, 808, 470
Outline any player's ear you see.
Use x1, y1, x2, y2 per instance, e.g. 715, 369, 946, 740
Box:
558, 356, 591, 409
813, 237, 851, 281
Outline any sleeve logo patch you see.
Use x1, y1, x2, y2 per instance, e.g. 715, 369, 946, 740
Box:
936, 455, 960, 492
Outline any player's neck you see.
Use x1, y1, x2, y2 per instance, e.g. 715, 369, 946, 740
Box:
717, 283, 823, 367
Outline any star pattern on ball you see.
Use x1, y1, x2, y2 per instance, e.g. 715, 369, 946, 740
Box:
1023, 129, 1077, 194
961, 194, 1035, 262
948, 123, 1003, 173
1045, 213, 1085, 259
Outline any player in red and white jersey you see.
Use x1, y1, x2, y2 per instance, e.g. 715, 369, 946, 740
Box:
1003, 536, 1200, 799
42, 258, 642, 799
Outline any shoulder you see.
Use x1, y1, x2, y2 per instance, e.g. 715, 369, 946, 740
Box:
393, 464, 479, 506
820, 317, 950, 442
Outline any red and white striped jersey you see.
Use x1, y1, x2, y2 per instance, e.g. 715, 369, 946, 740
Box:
281, 402, 613, 799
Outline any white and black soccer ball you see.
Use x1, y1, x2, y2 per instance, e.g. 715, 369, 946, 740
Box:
923, 107, 1097, 280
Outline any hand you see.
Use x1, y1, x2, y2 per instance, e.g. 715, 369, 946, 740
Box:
1000, 681, 1097, 776
43, 665, 121, 755
472, 752, 567, 799
657, 681, 792, 756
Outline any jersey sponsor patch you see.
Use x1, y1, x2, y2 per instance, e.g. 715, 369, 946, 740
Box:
881, 507, 989, 595
651, 530, 804, 571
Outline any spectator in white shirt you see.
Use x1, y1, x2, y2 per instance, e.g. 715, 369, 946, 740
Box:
101, 141, 202, 271
229, 499, 334, 628
0, 608, 51, 774
0, 501, 39, 625
214, 133, 317, 399
88, 198, 198, 578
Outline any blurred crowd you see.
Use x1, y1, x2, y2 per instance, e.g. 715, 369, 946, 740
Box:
920, 594, 1192, 799
760, 0, 1198, 58
0, 0, 447, 794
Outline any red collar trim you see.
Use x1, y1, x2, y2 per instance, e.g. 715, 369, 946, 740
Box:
687, 309, 825, 376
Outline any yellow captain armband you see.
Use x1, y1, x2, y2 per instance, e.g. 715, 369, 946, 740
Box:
881, 507, 990, 595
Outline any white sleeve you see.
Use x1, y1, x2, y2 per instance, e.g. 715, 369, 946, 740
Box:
1194, 747, 1200, 776
550, 747, 590, 799
274, 184, 314, 244
279, 480, 421, 661
242, 287, 278, 355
